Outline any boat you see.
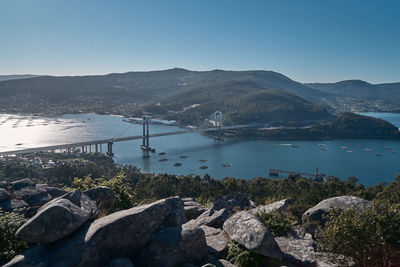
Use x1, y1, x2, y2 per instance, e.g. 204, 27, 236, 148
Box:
346, 150, 353, 153
321, 147, 327, 151
174, 163, 182, 167
341, 146, 349, 149
364, 148, 373, 151
159, 158, 168, 162
159, 152, 166, 155
291, 145, 299, 148
222, 163, 231, 167
318, 144, 326, 147
199, 165, 208, 170
199, 159, 208, 162
375, 153, 383, 156
180, 155, 188, 158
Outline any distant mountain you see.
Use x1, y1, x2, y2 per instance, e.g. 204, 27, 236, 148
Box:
306, 80, 400, 104
0, 74, 41, 81
145, 80, 332, 125
0, 68, 332, 115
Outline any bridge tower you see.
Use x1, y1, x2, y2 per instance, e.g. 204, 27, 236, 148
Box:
141, 116, 151, 157
214, 111, 224, 141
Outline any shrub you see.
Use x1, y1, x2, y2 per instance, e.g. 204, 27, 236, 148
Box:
316, 202, 400, 267
256, 211, 293, 237
226, 240, 279, 267
0, 209, 28, 264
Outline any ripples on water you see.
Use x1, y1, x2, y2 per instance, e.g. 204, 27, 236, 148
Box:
1, 112, 400, 185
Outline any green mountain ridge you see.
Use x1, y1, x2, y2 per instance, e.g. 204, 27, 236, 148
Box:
146, 80, 332, 125
306, 80, 400, 103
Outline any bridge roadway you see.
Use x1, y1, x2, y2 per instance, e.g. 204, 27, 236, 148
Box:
0, 124, 260, 156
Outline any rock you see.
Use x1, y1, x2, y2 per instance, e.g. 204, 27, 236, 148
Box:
302, 196, 372, 224
223, 211, 282, 260
218, 259, 236, 267
183, 197, 204, 220
195, 208, 228, 228
0, 199, 29, 213
201, 225, 228, 257
252, 198, 294, 215
106, 257, 134, 267
212, 193, 251, 212
84, 186, 116, 211
16, 190, 97, 244
5, 197, 186, 267
276, 237, 316, 267
37, 184, 68, 198
14, 186, 52, 207
0, 181, 8, 189
0, 188, 11, 202
11, 178, 35, 191
140, 220, 208, 267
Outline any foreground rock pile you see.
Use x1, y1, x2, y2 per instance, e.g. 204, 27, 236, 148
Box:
2, 179, 372, 267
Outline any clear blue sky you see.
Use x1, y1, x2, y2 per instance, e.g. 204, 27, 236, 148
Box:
1, 0, 399, 83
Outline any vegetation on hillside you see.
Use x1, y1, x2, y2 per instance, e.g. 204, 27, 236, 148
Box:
146, 80, 331, 125
257, 112, 400, 140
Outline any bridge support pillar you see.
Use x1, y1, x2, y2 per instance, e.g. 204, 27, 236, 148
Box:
95, 144, 98, 153
107, 142, 114, 156
141, 116, 151, 157
81, 146, 84, 153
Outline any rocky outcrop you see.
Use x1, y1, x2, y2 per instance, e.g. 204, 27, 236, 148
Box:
11, 178, 35, 191
302, 196, 372, 224
140, 220, 208, 266
16, 190, 97, 244
183, 197, 206, 220
201, 225, 228, 258
0, 187, 10, 202
0, 179, 68, 216
195, 208, 228, 229
212, 193, 251, 212
84, 186, 116, 211
223, 211, 282, 260
13, 186, 52, 207
5, 197, 188, 267
251, 198, 293, 215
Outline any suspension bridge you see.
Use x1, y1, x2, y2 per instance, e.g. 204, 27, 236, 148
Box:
0, 111, 262, 157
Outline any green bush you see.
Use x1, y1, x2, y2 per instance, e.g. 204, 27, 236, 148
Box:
0, 209, 28, 264
256, 211, 293, 237
226, 240, 279, 267
68, 172, 134, 210
316, 203, 400, 267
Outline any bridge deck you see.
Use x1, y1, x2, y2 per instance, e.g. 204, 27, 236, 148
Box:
0, 124, 261, 156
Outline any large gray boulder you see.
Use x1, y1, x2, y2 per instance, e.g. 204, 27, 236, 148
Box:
0, 187, 10, 202
302, 196, 372, 224
13, 186, 52, 207
195, 208, 228, 229
201, 225, 228, 258
84, 186, 116, 212
16, 190, 97, 244
223, 211, 282, 260
252, 198, 294, 215
140, 220, 208, 267
11, 178, 35, 191
5, 197, 186, 267
276, 237, 316, 267
212, 193, 251, 212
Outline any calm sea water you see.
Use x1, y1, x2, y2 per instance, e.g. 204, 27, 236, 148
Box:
1, 112, 400, 186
